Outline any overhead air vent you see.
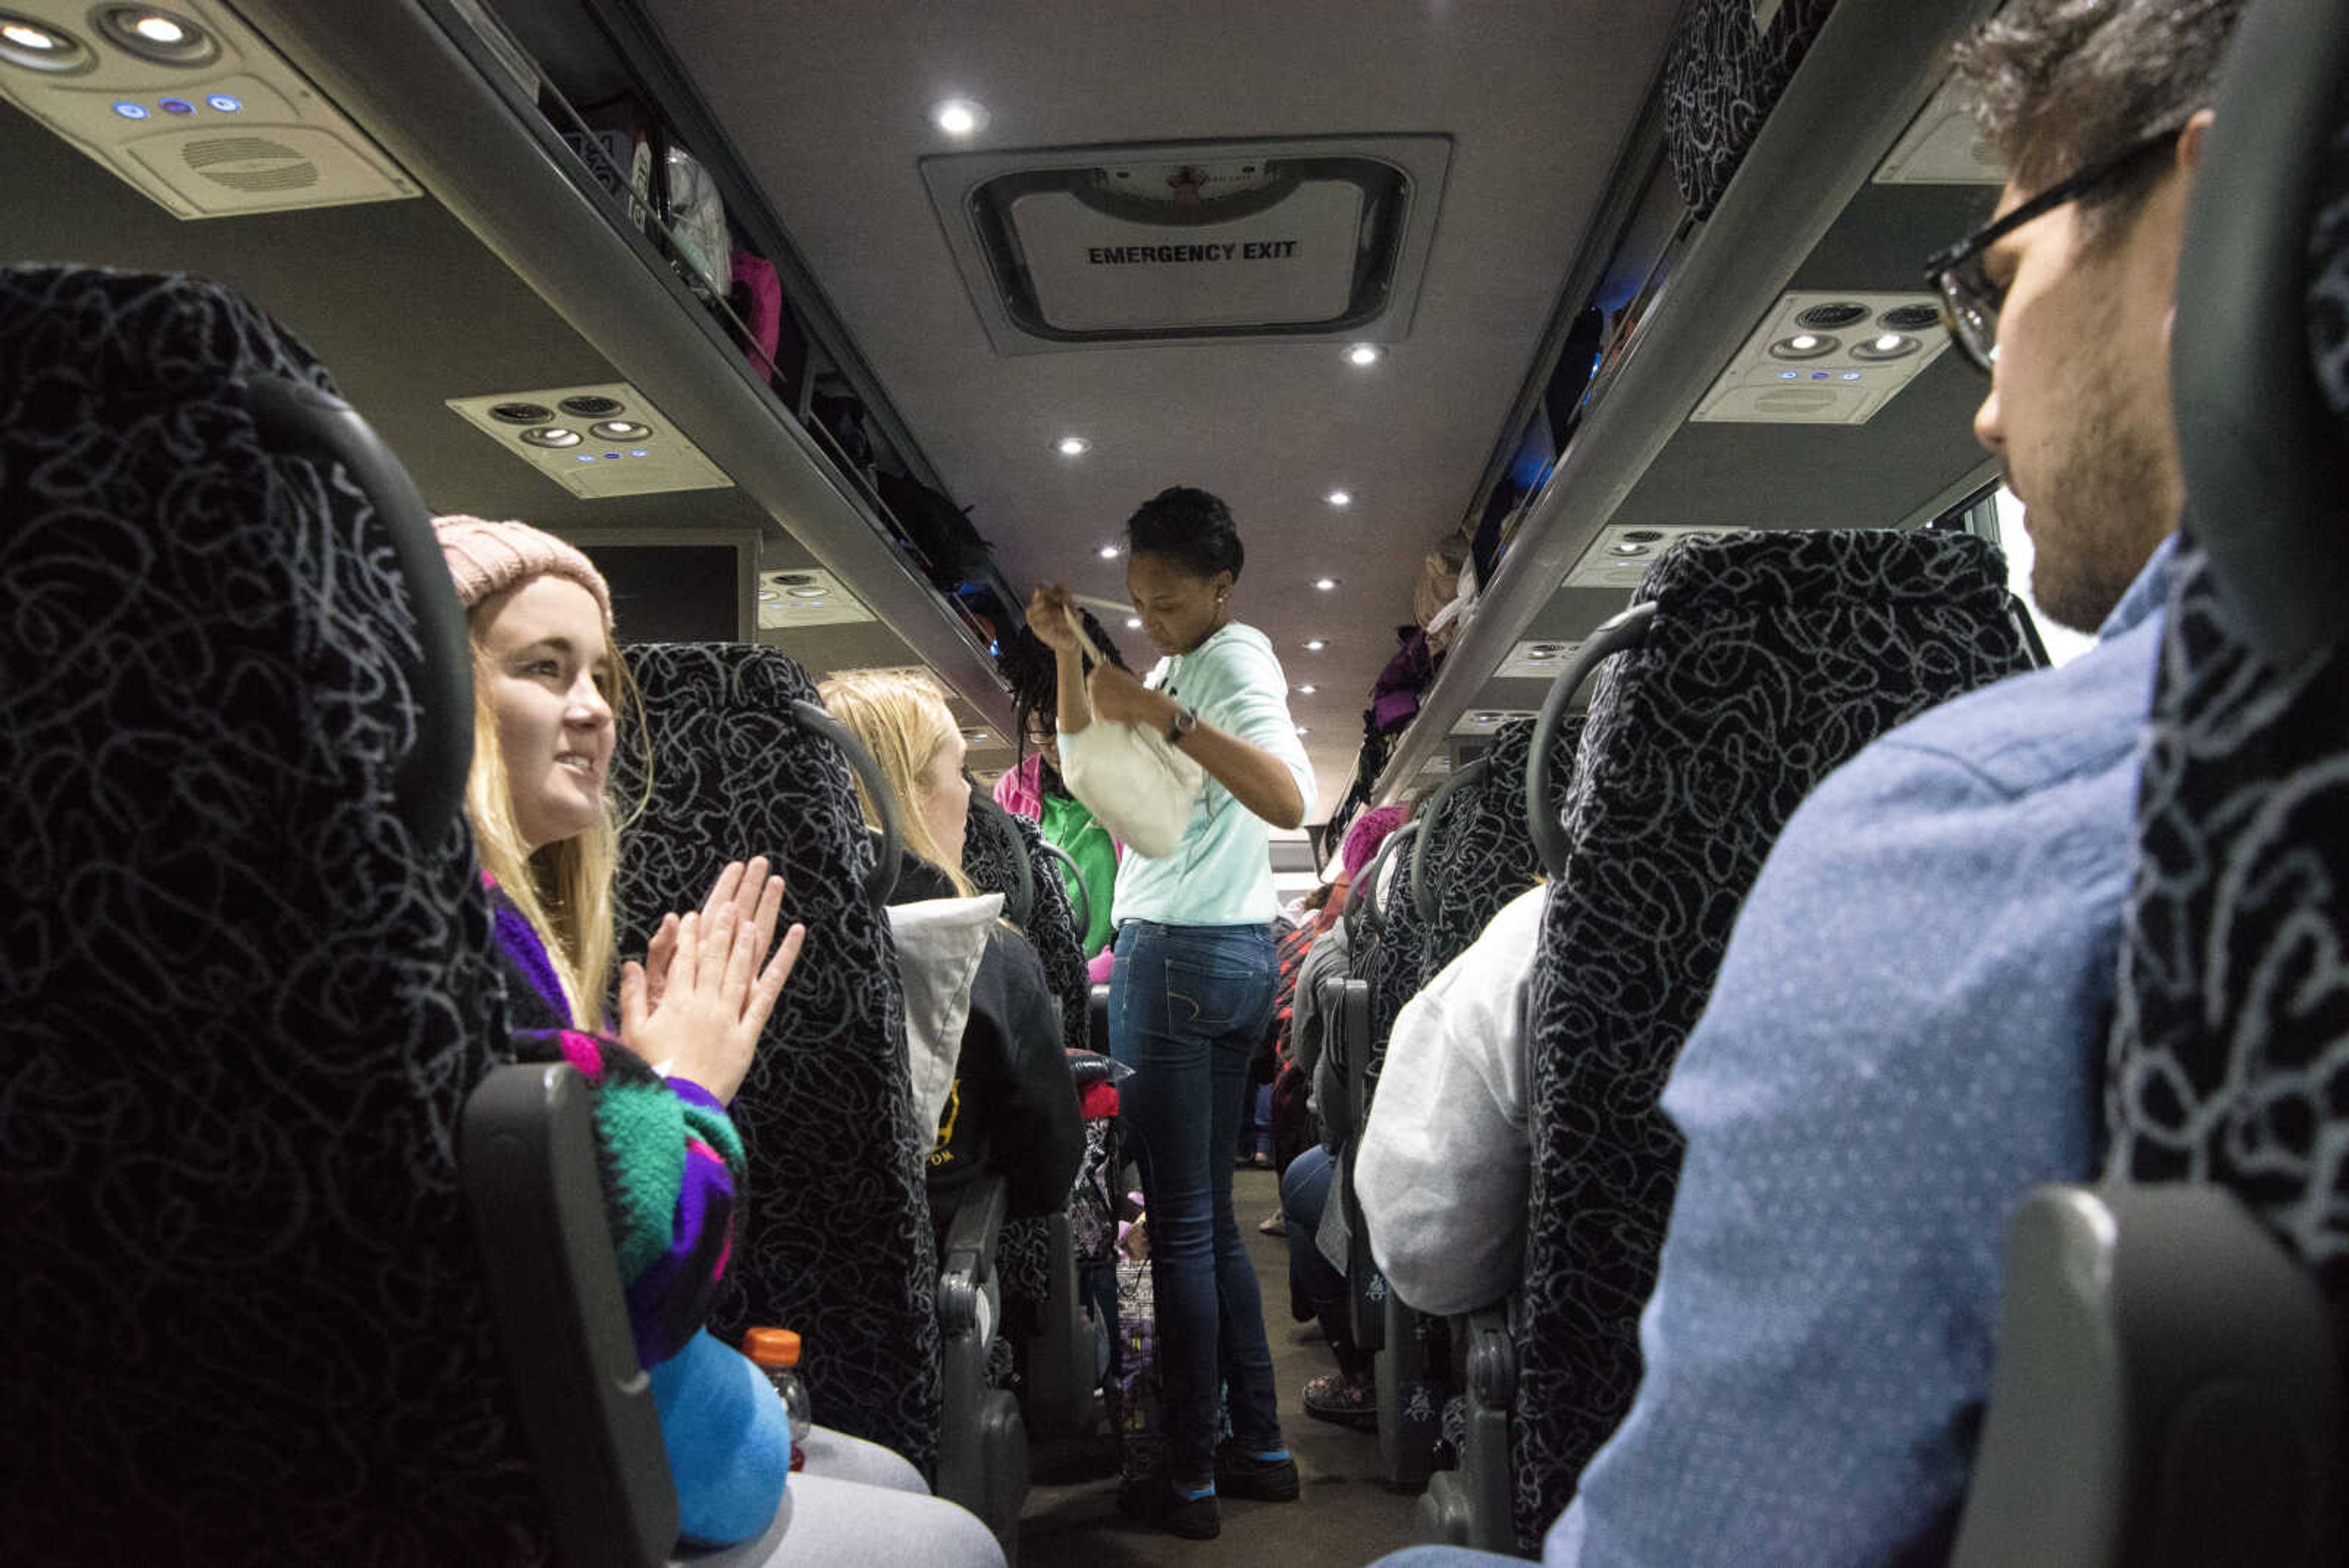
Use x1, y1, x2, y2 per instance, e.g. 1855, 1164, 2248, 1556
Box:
1494, 639, 1585, 680
446, 382, 732, 500
1690, 291, 1954, 425
1561, 526, 1739, 591
0, 0, 415, 218
757, 568, 873, 630
1450, 707, 1536, 737
922, 135, 1450, 355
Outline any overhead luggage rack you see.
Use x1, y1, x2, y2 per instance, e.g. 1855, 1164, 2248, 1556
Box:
225, 0, 1018, 732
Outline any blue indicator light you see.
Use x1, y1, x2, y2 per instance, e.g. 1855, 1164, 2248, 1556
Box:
1778, 370, 1799, 381
112, 102, 149, 120
603, 451, 622, 460
158, 98, 194, 116
629, 448, 650, 458
1841, 371, 1863, 382
574, 455, 597, 464
1811, 371, 1830, 380
207, 94, 242, 113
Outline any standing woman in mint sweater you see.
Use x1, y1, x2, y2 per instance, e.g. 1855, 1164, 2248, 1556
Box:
1030, 486, 1317, 1539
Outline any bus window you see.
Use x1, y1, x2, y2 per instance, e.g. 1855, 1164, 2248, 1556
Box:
1994, 488, 2099, 666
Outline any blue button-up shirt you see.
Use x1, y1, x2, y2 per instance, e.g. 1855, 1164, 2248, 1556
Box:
1551, 536, 2178, 1568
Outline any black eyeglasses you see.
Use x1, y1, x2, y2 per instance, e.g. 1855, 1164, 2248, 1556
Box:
1923, 124, 2186, 373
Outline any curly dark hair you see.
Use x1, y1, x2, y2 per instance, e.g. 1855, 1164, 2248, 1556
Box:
997, 614, 1127, 771
1950, 0, 2246, 247
1126, 485, 1245, 582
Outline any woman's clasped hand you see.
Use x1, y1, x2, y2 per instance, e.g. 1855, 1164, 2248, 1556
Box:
622, 855, 808, 1105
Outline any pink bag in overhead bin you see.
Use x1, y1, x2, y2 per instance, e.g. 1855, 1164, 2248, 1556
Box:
732, 248, 784, 380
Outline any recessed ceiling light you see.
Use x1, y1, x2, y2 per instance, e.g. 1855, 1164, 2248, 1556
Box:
1304, 639, 1327, 652
133, 13, 186, 42
1852, 332, 1922, 362
94, 6, 217, 65
1313, 577, 1338, 592
1098, 543, 1121, 559
1325, 490, 1351, 508
1297, 683, 1317, 694
3, 21, 59, 48
1768, 332, 1838, 361
759, 590, 779, 602
520, 425, 583, 448
1345, 343, 1383, 367
1055, 435, 1089, 457
1126, 617, 1143, 630
1295, 726, 1310, 735
931, 98, 989, 137
787, 586, 827, 599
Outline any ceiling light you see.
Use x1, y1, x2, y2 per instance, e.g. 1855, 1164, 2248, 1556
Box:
1295, 726, 1310, 735
962, 727, 990, 741
1304, 639, 1327, 652
1297, 683, 1317, 695
760, 590, 779, 603
1325, 490, 1351, 508
1055, 435, 1089, 457
786, 586, 827, 599
1313, 577, 1338, 592
1768, 332, 1838, 361
520, 426, 582, 448
1852, 332, 1921, 362
1098, 543, 1121, 559
590, 419, 651, 440
1126, 617, 1143, 630
94, 6, 217, 65
932, 98, 990, 137
1345, 343, 1383, 367
0, 14, 91, 69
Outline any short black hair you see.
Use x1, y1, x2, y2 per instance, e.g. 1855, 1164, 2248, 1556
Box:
1126, 486, 1245, 582
1950, 0, 2246, 246
997, 614, 1126, 752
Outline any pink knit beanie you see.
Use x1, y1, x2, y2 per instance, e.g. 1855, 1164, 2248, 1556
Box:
432, 515, 614, 626
1341, 804, 1406, 884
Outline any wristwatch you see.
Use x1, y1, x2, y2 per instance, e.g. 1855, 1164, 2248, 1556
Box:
1166, 703, 1198, 746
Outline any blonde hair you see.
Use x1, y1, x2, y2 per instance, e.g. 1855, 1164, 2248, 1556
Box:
817, 668, 976, 898
462, 611, 650, 1025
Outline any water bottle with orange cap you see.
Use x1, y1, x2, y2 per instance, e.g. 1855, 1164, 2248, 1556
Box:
742, 1328, 811, 1472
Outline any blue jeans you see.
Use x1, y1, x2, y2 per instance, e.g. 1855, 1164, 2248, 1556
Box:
1111, 920, 1283, 1486
1278, 1145, 1365, 1377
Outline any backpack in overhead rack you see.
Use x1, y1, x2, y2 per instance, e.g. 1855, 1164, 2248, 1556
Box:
1371, 625, 1441, 734
874, 469, 993, 590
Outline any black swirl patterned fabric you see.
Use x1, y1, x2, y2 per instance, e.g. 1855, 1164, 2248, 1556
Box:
965, 801, 1095, 1323
0, 266, 543, 1562
1663, 0, 1841, 216
966, 800, 1091, 1057
1508, 529, 2033, 1549
615, 642, 941, 1470
2103, 544, 2349, 1289
2313, 112, 2349, 422
1415, 717, 1584, 987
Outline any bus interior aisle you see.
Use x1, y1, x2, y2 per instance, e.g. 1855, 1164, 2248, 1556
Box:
1022, 1168, 1423, 1566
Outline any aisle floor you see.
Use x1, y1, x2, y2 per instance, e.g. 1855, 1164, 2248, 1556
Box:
1019, 1167, 1425, 1567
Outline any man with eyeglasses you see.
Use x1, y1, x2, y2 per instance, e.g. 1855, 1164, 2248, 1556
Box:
1368, 4, 2245, 1568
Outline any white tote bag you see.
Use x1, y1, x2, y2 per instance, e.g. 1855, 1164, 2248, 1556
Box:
1055, 621, 1203, 859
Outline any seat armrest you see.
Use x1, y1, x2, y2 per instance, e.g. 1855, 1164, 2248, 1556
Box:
1461, 1302, 1517, 1411
941, 1173, 1011, 1339
1088, 983, 1111, 1055
462, 1062, 677, 1568
1951, 1184, 2341, 1568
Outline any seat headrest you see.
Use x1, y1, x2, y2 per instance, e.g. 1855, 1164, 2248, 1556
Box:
2170, 0, 2349, 666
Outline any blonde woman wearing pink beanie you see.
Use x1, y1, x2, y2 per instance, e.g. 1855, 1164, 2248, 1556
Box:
435, 516, 1004, 1566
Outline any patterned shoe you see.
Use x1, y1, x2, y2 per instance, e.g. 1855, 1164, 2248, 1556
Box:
1302, 1370, 1378, 1432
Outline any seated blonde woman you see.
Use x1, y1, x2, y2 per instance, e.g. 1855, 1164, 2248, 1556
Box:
818, 669, 1083, 1233
437, 518, 1003, 1567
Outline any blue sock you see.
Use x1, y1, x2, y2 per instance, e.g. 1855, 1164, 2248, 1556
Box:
1173, 1481, 1215, 1501
1243, 1447, 1289, 1463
